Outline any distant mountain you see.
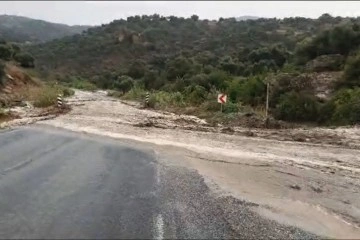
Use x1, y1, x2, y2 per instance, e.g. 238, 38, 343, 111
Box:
236, 16, 260, 21
0, 15, 91, 43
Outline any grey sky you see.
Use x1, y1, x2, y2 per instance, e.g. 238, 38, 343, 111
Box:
1, 1, 360, 26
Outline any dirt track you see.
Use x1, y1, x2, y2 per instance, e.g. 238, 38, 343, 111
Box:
9, 90, 360, 238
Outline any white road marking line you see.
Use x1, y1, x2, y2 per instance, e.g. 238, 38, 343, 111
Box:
154, 214, 164, 240
156, 166, 161, 185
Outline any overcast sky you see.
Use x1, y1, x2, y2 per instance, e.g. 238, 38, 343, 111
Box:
1, 1, 360, 26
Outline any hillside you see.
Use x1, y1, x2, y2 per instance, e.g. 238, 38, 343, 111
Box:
0, 15, 90, 43
236, 16, 259, 21
26, 14, 360, 126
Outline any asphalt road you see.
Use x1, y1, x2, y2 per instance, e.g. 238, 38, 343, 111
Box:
0, 126, 318, 239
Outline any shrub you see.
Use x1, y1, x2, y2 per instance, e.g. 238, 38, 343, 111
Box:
222, 101, 239, 114
26, 86, 59, 108
122, 85, 147, 101
65, 77, 97, 91
0, 44, 11, 61
62, 87, 75, 97
317, 101, 336, 124
331, 88, 360, 125
0, 61, 5, 86
207, 70, 229, 90
342, 52, 360, 88
14, 52, 35, 68
148, 91, 186, 109
184, 85, 208, 105
143, 70, 158, 90
274, 91, 319, 122
189, 73, 210, 90
114, 75, 134, 93
127, 61, 146, 79
237, 76, 266, 106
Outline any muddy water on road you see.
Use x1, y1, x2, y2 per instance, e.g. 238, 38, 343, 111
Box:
39, 90, 360, 239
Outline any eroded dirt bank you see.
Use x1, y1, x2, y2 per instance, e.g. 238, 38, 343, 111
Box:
9, 90, 360, 238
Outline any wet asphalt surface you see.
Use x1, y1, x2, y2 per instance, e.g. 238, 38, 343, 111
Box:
0, 126, 319, 239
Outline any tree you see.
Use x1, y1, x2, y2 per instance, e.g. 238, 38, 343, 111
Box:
274, 91, 319, 122
127, 61, 146, 79
10, 43, 21, 58
207, 70, 229, 90
191, 15, 199, 21
331, 88, 360, 124
0, 60, 5, 85
0, 45, 12, 61
114, 75, 134, 92
143, 70, 158, 90
14, 53, 35, 68
219, 56, 238, 74
237, 76, 266, 106
342, 51, 360, 88
165, 56, 193, 81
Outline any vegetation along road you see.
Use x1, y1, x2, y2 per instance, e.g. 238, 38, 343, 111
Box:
1, 12, 360, 239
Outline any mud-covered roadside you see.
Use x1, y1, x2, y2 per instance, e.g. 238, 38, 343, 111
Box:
9, 90, 360, 238
0, 104, 69, 129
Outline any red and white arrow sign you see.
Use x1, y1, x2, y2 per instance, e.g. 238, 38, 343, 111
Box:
217, 94, 227, 104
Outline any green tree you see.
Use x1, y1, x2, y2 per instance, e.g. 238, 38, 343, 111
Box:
165, 56, 193, 81
274, 91, 319, 122
342, 52, 360, 88
127, 61, 146, 79
114, 75, 134, 92
237, 76, 266, 106
330, 88, 360, 124
191, 15, 199, 21
143, 70, 159, 90
0, 45, 12, 61
0, 60, 5, 85
207, 70, 229, 90
219, 56, 238, 75
14, 52, 35, 68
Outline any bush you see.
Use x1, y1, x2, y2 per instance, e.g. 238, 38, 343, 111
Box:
269, 73, 314, 107
127, 61, 146, 79
65, 77, 97, 91
14, 52, 35, 68
0, 61, 5, 86
317, 101, 336, 124
342, 52, 360, 88
25, 86, 59, 108
274, 91, 319, 122
122, 85, 147, 101
143, 70, 158, 90
62, 87, 75, 97
207, 70, 229, 90
331, 88, 360, 125
114, 75, 134, 93
236, 76, 266, 106
0, 44, 12, 61
184, 85, 208, 105
148, 91, 186, 109
222, 101, 240, 114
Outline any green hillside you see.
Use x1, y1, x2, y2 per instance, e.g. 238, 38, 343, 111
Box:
26, 14, 360, 125
0, 15, 90, 43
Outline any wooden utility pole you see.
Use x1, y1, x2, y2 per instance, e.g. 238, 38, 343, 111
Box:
265, 82, 270, 119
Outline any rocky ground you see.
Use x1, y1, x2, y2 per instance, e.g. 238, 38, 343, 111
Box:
2, 89, 360, 239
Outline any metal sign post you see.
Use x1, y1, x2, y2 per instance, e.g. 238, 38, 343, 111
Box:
217, 93, 227, 112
